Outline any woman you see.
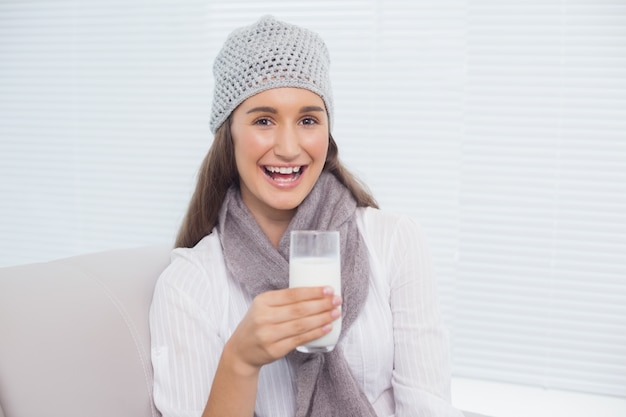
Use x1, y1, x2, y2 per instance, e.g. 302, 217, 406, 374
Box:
149, 15, 463, 417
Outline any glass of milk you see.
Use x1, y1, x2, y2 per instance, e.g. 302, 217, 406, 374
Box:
289, 230, 341, 353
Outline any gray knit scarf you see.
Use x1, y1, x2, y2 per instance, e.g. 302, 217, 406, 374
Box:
217, 172, 377, 417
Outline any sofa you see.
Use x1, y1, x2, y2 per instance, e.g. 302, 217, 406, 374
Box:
0, 246, 170, 417
0, 246, 485, 417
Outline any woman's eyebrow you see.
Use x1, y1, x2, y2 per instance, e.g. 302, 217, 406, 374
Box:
245, 105, 324, 114
246, 106, 278, 114
300, 105, 325, 113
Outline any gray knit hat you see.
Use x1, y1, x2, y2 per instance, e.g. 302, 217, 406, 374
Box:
209, 15, 333, 134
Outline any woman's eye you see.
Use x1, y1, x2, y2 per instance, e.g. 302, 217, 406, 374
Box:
254, 118, 272, 126
301, 117, 318, 126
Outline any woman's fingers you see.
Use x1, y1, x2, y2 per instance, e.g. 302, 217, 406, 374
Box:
260, 286, 335, 307
255, 303, 340, 345
264, 320, 336, 358
255, 288, 341, 325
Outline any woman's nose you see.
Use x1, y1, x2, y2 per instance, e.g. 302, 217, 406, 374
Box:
273, 125, 301, 159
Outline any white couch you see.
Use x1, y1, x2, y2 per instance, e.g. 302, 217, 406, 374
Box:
0, 246, 485, 417
0, 246, 170, 417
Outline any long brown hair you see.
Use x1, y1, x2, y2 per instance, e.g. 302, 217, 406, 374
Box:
175, 117, 378, 248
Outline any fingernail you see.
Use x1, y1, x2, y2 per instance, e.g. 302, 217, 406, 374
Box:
332, 295, 342, 306
331, 308, 341, 319
322, 324, 332, 332
323, 286, 334, 295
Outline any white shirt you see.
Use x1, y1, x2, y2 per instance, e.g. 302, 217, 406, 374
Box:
149, 207, 464, 417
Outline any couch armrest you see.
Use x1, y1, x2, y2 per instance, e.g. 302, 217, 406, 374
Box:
0, 246, 170, 417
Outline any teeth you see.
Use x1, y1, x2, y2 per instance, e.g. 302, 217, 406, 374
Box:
266, 166, 301, 174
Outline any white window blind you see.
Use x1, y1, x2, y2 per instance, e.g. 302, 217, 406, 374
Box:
455, 1, 626, 397
0, 0, 214, 264
1, 0, 624, 400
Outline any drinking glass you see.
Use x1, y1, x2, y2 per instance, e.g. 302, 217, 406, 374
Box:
289, 230, 341, 353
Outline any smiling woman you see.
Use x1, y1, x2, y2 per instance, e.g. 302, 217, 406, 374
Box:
148, 15, 464, 417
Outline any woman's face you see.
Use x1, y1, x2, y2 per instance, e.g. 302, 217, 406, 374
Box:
230, 87, 329, 223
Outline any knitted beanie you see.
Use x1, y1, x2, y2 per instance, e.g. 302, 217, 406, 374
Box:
209, 15, 333, 134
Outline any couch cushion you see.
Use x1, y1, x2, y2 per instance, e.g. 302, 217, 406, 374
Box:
0, 246, 170, 417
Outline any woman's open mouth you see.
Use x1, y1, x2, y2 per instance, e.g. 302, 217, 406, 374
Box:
263, 165, 304, 183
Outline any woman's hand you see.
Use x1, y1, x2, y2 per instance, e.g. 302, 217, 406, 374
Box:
205, 287, 340, 417
223, 286, 342, 374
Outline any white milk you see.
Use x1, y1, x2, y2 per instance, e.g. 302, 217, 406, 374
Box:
289, 257, 342, 351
